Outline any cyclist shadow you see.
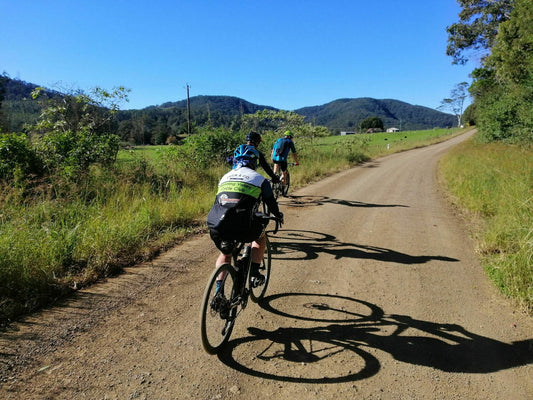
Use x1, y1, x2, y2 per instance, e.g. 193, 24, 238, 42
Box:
269, 229, 459, 264
278, 195, 408, 209
217, 293, 533, 383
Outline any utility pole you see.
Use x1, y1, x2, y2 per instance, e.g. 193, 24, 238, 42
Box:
186, 84, 191, 135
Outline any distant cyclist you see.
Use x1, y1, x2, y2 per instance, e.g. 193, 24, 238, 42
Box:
245, 131, 280, 184
271, 130, 299, 190
207, 144, 283, 287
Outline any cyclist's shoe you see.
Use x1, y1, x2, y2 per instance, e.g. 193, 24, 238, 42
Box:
250, 263, 265, 287
251, 273, 265, 288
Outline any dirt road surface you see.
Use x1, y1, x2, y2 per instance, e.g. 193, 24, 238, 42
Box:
1, 131, 532, 400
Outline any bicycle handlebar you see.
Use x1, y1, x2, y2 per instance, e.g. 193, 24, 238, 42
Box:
256, 212, 282, 234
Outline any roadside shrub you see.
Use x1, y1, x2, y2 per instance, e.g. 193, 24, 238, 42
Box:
165, 128, 241, 169
0, 132, 42, 182
35, 128, 120, 178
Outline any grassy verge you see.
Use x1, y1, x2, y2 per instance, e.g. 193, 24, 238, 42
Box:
0, 128, 468, 324
439, 135, 532, 314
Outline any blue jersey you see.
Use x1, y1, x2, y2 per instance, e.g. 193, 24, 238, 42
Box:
272, 137, 296, 162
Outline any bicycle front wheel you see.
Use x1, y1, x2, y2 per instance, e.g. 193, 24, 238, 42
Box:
250, 236, 272, 302
200, 264, 238, 354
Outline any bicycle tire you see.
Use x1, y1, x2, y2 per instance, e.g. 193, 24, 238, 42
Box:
250, 235, 272, 302
272, 177, 282, 200
200, 263, 239, 354
282, 171, 290, 196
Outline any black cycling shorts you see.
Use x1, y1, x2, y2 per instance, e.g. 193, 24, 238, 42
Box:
273, 160, 288, 172
209, 219, 266, 254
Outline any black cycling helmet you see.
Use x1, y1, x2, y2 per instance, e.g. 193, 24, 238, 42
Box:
233, 144, 259, 169
246, 131, 262, 145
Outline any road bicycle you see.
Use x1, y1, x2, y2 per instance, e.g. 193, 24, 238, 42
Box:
271, 163, 297, 199
200, 213, 282, 354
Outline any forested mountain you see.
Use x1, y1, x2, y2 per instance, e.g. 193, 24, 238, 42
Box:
1, 76, 456, 144
295, 98, 456, 132
0, 76, 62, 132
154, 95, 277, 115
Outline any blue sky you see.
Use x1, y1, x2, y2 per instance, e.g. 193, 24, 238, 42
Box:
2, 1, 473, 111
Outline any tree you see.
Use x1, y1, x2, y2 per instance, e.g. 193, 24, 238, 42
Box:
241, 109, 306, 133
462, 103, 477, 126
0, 73, 8, 132
30, 86, 130, 177
469, 0, 533, 142
438, 82, 469, 127
446, 0, 514, 65
360, 116, 384, 131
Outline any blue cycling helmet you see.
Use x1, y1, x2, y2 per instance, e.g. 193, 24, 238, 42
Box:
233, 144, 259, 169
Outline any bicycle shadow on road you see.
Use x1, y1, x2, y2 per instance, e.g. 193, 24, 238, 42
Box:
278, 195, 409, 209
269, 229, 459, 265
217, 293, 533, 384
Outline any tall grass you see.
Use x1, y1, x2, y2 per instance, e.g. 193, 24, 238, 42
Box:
439, 137, 533, 313
0, 128, 467, 324
0, 158, 223, 323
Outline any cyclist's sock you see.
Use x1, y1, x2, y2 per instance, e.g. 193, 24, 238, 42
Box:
215, 279, 223, 293
250, 262, 261, 276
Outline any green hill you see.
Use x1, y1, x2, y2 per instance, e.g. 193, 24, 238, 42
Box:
295, 98, 456, 131
152, 95, 277, 115
1, 76, 456, 142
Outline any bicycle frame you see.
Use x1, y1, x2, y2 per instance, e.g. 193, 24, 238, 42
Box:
271, 163, 296, 198
229, 214, 280, 310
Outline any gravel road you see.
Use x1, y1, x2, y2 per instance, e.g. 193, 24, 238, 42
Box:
1, 130, 532, 400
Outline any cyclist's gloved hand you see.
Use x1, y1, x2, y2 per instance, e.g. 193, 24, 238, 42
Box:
272, 175, 281, 184
276, 212, 284, 224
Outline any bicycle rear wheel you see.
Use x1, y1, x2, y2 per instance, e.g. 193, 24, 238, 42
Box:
272, 178, 282, 200
200, 264, 238, 354
282, 171, 290, 196
250, 236, 272, 302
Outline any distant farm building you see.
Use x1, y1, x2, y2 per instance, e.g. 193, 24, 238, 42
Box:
340, 131, 356, 136
386, 127, 400, 133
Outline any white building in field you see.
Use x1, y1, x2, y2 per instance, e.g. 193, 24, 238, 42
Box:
386, 127, 400, 133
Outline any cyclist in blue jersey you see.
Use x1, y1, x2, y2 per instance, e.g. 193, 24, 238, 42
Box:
271, 130, 299, 190
207, 144, 283, 286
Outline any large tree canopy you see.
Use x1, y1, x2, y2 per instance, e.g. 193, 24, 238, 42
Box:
446, 0, 514, 65
462, 0, 533, 143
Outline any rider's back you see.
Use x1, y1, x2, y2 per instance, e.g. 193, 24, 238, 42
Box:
272, 137, 294, 162
207, 167, 265, 242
